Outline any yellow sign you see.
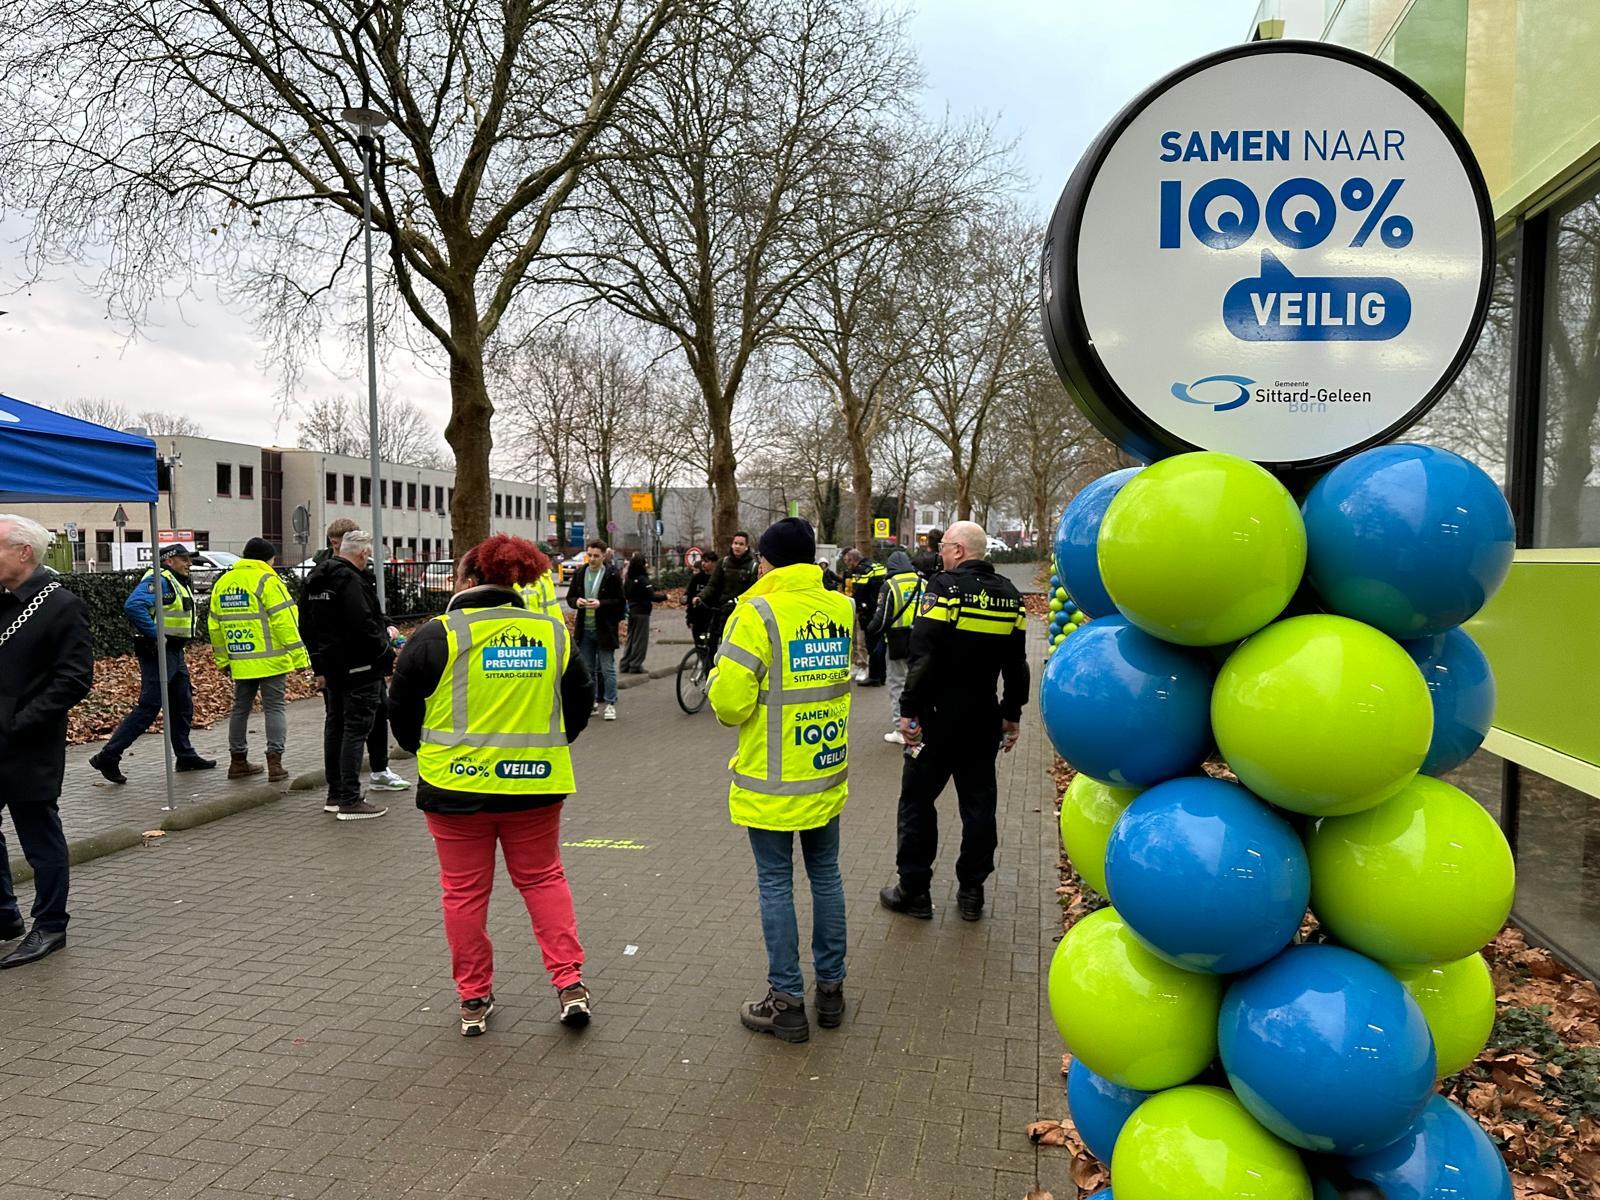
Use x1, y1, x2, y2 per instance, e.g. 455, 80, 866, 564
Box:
630, 492, 654, 513
873, 518, 890, 539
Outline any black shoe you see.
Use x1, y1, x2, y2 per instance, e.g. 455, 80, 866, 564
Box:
89, 752, 126, 785
0, 927, 66, 969
957, 885, 985, 922
175, 755, 217, 772
740, 988, 809, 1043
816, 982, 845, 1029
879, 885, 933, 920
0, 916, 24, 941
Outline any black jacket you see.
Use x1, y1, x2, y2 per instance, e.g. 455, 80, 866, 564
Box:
566, 564, 626, 650
299, 556, 392, 682
900, 560, 1030, 736
624, 571, 668, 618
701, 550, 758, 613
0, 569, 94, 802
685, 567, 716, 628
389, 585, 592, 814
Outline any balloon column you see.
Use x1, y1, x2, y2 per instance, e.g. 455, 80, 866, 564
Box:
1046, 556, 1091, 658
1041, 446, 1516, 1200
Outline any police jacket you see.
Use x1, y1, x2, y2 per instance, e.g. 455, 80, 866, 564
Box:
389, 585, 593, 814
850, 558, 887, 622
900, 560, 1030, 734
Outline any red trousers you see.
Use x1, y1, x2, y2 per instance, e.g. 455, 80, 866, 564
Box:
425, 805, 585, 1000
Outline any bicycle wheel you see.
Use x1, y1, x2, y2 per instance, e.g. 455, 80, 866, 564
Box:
676, 647, 710, 714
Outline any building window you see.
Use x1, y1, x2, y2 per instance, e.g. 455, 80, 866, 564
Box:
407, 482, 418, 509
325, 472, 338, 503
422, 484, 432, 510
216, 463, 232, 496
1537, 180, 1600, 547
360, 476, 372, 506
495, 493, 503, 518
1425, 241, 1516, 494
393, 484, 402, 510
342, 474, 354, 504
193, 530, 211, 551
378, 479, 387, 506
95, 529, 113, 565
239, 465, 255, 499
447, 488, 454, 514
1512, 765, 1600, 977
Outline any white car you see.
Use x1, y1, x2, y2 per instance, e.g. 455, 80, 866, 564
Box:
985, 535, 1010, 554
187, 550, 241, 594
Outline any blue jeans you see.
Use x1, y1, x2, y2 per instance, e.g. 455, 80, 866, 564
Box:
747, 816, 846, 996
577, 627, 617, 705
104, 646, 197, 759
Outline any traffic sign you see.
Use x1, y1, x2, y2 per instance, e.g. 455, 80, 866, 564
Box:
630, 491, 654, 513
63, 521, 79, 541
872, 518, 890, 539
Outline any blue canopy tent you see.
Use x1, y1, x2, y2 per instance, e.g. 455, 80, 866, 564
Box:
0, 392, 180, 810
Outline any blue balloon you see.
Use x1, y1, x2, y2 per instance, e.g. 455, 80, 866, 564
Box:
1104, 777, 1309, 973
1403, 628, 1496, 775
1067, 1057, 1150, 1164
1055, 467, 1143, 618
1336, 1095, 1512, 1200
1302, 444, 1514, 639
1220, 944, 1436, 1155
1038, 616, 1214, 787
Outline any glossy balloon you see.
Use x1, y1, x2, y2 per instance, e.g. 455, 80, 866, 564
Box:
1387, 953, 1496, 1078
1308, 775, 1515, 964
1039, 617, 1214, 788
1111, 1086, 1311, 1200
1403, 629, 1496, 776
1220, 945, 1436, 1155
1339, 1095, 1513, 1200
1060, 774, 1142, 897
1105, 777, 1309, 973
1302, 443, 1514, 639
1056, 467, 1143, 618
1098, 452, 1306, 646
1213, 615, 1432, 815
1066, 1057, 1150, 1164
1047, 908, 1221, 1091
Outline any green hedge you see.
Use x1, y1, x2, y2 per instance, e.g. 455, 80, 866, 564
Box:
990, 547, 1042, 564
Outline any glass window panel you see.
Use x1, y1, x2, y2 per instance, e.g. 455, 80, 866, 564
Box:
1511, 766, 1600, 977
1536, 181, 1600, 547
1438, 746, 1503, 826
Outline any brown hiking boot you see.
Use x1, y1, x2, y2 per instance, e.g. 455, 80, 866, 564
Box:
228, 752, 264, 780
266, 752, 289, 782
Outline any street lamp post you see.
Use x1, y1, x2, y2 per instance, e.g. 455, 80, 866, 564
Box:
342, 103, 390, 614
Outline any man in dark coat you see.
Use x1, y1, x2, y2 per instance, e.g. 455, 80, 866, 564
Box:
0, 515, 94, 968
565, 540, 625, 719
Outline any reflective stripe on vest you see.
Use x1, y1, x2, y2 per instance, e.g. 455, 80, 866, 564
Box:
143, 569, 194, 637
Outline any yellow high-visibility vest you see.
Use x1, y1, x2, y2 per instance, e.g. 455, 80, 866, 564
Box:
138, 568, 194, 638
514, 572, 563, 621
207, 559, 310, 678
884, 570, 922, 631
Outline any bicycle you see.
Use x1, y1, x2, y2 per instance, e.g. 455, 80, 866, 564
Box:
676, 604, 731, 715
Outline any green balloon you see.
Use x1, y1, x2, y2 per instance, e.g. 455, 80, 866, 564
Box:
1309, 775, 1514, 964
1098, 452, 1306, 646
1387, 953, 1496, 1078
1056, 586, 1069, 602
1060, 774, 1141, 896
1049, 597, 1064, 613
1112, 1086, 1311, 1200
1214, 615, 1432, 816
1047, 908, 1220, 1090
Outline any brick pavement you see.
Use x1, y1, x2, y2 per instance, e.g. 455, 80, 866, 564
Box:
0, 623, 1059, 1200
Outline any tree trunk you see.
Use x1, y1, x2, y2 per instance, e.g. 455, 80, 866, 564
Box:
849, 429, 874, 551
445, 305, 492, 552
707, 388, 741, 548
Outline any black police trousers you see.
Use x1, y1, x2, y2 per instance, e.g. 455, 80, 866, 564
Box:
894, 727, 1000, 895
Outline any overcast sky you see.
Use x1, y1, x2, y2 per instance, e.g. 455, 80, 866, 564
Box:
0, 1, 1251, 447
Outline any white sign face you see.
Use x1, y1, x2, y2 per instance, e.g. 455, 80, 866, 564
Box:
1047, 43, 1491, 467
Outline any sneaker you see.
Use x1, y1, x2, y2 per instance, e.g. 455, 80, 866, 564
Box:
558, 983, 592, 1028
336, 799, 388, 821
323, 798, 341, 813
884, 730, 905, 745
957, 885, 985, 922
603, 704, 617, 722
88, 752, 126, 785
879, 884, 933, 920
740, 988, 809, 1043
460, 993, 495, 1037
368, 768, 412, 791
815, 981, 845, 1029
591, 701, 602, 715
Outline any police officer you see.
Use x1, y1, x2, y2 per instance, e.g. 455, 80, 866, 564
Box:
388, 535, 595, 1036
90, 544, 215, 783
868, 549, 922, 743
879, 521, 1029, 923
846, 548, 888, 686
709, 517, 854, 1044
208, 538, 310, 782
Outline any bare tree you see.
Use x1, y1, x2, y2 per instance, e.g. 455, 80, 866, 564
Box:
296, 392, 448, 467
570, 326, 647, 538
996, 348, 1100, 544
874, 411, 938, 544
492, 328, 583, 547
743, 383, 851, 542
557, 0, 920, 546
56, 396, 208, 436
0, 0, 683, 549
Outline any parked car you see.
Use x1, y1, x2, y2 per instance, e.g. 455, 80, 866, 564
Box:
985, 535, 1009, 555
557, 553, 585, 585
187, 550, 241, 594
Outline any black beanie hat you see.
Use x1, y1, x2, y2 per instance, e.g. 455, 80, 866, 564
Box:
243, 537, 278, 562
757, 516, 815, 570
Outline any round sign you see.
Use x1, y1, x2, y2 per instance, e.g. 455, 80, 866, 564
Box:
1042, 41, 1493, 470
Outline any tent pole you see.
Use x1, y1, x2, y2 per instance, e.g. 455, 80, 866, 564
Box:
150, 503, 178, 812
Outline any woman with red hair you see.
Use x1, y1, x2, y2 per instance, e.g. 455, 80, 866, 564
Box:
389, 535, 595, 1036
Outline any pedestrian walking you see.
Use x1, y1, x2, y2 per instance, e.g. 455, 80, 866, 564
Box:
708, 517, 853, 1044
698, 530, 758, 616
868, 549, 923, 743
388, 534, 595, 1037
207, 537, 310, 782
299, 529, 395, 820
684, 551, 719, 643
848, 549, 888, 686
880, 521, 1029, 923
0, 515, 93, 969
618, 553, 667, 675
90, 544, 216, 783
565, 541, 624, 721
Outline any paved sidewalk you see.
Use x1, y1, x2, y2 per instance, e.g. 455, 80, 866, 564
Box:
1, 624, 1057, 1200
